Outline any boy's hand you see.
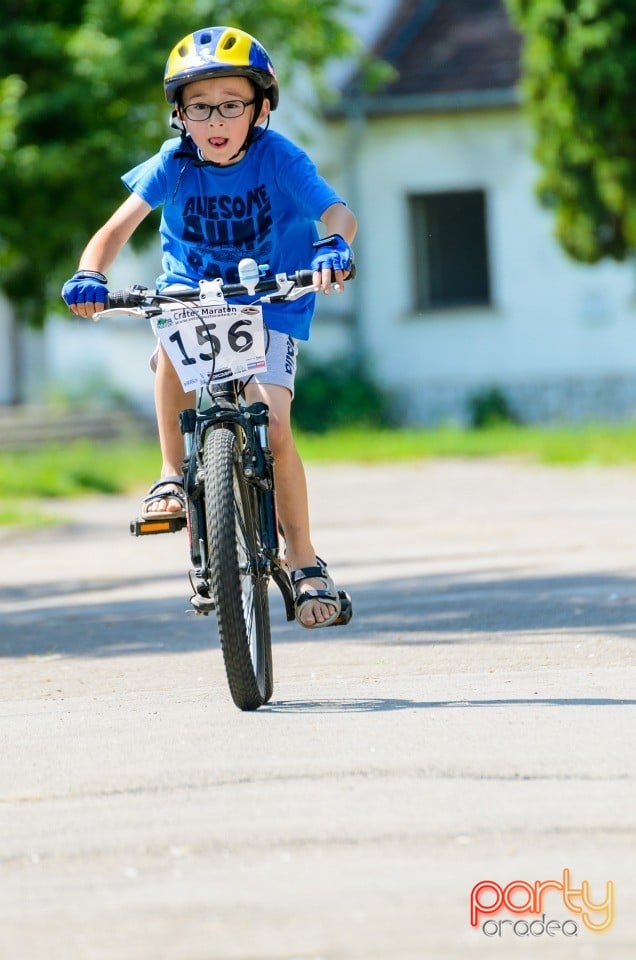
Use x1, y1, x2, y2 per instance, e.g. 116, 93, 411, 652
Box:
311, 234, 353, 294
61, 271, 109, 317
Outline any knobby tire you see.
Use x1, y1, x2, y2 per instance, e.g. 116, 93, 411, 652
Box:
204, 427, 273, 710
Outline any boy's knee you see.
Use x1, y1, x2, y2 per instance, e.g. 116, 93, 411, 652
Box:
267, 413, 293, 457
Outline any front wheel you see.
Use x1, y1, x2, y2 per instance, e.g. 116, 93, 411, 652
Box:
204, 427, 273, 710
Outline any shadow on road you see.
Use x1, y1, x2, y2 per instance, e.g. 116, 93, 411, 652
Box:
2, 567, 636, 658
0, 570, 182, 605
263, 696, 636, 714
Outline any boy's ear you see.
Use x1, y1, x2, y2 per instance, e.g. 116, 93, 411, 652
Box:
256, 97, 270, 125
170, 108, 185, 132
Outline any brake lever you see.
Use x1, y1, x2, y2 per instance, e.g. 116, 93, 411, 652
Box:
92, 307, 153, 322
263, 283, 348, 303
260, 277, 325, 303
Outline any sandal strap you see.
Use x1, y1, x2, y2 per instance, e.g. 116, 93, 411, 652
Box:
295, 587, 338, 606
292, 566, 342, 628
143, 477, 185, 505
147, 476, 183, 493
291, 557, 329, 585
291, 557, 338, 608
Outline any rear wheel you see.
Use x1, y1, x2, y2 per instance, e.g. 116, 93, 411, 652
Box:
204, 427, 273, 710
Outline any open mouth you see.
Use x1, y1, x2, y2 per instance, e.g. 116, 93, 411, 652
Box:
209, 137, 229, 149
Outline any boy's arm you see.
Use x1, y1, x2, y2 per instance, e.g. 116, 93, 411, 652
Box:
64, 193, 152, 318
321, 201, 357, 244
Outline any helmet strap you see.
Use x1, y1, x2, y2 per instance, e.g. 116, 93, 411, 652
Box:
170, 108, 185, 132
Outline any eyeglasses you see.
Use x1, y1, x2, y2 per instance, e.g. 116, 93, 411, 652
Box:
181, 99, 255, 121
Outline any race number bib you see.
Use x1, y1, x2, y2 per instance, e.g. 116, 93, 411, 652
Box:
152, 303, 267, 390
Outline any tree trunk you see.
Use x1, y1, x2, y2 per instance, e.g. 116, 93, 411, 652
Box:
8, 309, 23, 405
0, 300, 22, 406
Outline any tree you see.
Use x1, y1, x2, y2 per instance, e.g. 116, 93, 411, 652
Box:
0, 0, 358, 331
506, 0, 636, 263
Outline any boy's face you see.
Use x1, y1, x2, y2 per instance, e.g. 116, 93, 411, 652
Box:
178, 75, 269, 165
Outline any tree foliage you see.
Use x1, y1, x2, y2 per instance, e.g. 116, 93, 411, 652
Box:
0, 0, 358, 326
506, 0, 636, 263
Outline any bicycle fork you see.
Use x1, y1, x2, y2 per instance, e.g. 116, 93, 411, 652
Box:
179, 399, 285, 616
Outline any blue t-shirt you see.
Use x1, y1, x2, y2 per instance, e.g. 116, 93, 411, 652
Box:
122, 129, 344, 340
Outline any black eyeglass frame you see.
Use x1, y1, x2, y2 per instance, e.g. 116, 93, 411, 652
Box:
181, 99, 256, 121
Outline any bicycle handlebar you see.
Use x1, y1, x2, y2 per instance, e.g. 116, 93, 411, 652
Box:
106, 268, 329, 311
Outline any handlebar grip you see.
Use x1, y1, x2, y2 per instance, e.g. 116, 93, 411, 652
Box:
294, 266, 356, 284
107, 289, 134, 309
107, 286, 149, 308
293, 269, 316, 287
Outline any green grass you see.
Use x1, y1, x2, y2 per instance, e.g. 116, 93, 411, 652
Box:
0, 439, 161, 500
2, 423, 636, 526
297, 422, 636, 465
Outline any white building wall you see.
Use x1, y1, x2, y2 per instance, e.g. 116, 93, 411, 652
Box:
329, 108, 636, 421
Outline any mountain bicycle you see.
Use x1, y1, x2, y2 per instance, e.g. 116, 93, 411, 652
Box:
98, 261, 352, 710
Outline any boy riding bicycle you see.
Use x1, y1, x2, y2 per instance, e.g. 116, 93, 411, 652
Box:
62, 25, 357, 629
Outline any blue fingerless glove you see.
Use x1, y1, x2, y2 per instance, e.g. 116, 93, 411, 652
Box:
61, 270, 109, 308
310, 234, 353, 273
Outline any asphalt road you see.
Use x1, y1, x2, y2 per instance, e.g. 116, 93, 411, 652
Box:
1, 459, 635, 959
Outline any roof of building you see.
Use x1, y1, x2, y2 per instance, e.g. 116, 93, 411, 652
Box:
338, 0, 522, 116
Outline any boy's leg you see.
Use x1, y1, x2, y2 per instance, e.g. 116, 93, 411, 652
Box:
244, 381, 336, 627
146, 345, 195, 514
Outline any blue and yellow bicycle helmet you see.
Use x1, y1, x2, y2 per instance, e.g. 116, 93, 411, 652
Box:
164, 26, 279, 109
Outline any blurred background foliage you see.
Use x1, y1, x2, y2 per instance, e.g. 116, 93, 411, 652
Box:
0, 0, 363, 327
291, 356, 394, 434
506, 0, 636, 263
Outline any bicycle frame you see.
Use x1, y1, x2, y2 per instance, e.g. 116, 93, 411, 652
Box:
180, 376, 296, 622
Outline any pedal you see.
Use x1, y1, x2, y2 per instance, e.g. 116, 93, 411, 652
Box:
188, 575, 215, 615
331, 591, 353, 626
189, 590, 215, 615
129, 516, 187, 536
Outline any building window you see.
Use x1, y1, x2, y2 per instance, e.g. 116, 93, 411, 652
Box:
410, 190, 491, 311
